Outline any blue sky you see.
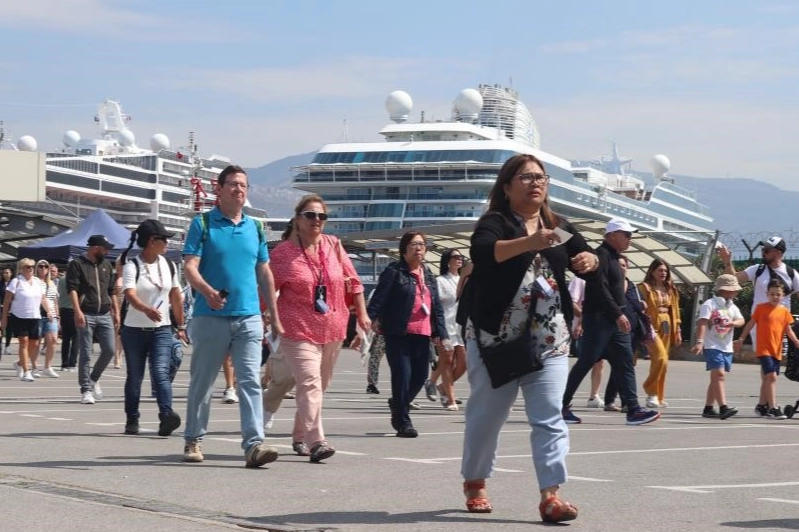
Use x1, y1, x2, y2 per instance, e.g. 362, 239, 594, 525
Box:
1, 0, 797, 187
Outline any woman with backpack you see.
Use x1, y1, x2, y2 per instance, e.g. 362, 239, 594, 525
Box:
119, 219, 186, 437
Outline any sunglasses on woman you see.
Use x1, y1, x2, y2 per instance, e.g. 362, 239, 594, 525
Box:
300, 211, 329, 221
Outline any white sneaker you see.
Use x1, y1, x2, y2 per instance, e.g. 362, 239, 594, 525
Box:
80, 391, 95, 404
21, 371, 34, 382
13, 361, 23, 379
586, 396, 602, 408
659, 400, 669, 408
31, 368, 42, 378
263, 410, 274, 431
91, 380, 103, 400
645, 395, 660, 408
222, 387, 239, 404
41, 367, 60, 378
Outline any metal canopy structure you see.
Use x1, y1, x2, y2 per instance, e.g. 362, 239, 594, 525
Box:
335, 219, 714, 287
0, 208, 74, 263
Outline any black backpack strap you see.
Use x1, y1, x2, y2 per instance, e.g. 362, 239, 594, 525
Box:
754, 263, 767, 280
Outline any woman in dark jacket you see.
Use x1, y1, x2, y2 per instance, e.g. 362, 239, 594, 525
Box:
459, 154, 599, 524
367, 231, 448, 438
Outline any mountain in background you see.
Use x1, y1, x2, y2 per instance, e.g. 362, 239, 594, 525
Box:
246, 153, 787, 237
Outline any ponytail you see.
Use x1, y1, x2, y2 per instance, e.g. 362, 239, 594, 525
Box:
119, 231, 137, 265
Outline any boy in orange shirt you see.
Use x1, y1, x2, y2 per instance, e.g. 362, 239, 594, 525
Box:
734, 279, 799, 419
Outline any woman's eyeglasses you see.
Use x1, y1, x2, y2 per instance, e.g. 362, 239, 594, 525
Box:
409, 241, 426, 248
152, 236, 167, 242
516, 173, 550, 186
300, 211, 329, 221
22, 265, 34, 270
37, 264, 49, 269
450, 255, 463, 260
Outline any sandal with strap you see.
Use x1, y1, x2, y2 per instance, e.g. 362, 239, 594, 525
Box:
463, 480, 493, 513
539, 495, 578, 523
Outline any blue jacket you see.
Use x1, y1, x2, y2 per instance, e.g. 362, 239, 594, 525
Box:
367, 259, 448, 339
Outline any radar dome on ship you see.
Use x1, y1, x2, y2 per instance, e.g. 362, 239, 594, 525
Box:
651, 154, 671, 179
150, 133, 170, 152
454, 88, 483, 121
385, 90, 413, 123
62, 130, 81, 147
17, 135, 37, 151
117, 129, 135, 147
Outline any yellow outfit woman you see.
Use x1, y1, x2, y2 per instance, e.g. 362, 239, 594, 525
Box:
638, 282, 681, 404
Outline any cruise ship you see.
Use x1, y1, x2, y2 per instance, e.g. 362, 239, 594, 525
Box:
0, 100, 268, 244
291, 84, 714, 256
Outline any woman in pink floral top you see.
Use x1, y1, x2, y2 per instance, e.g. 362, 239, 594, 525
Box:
270, 194, 370, 462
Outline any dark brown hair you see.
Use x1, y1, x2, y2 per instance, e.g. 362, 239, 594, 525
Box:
643, 258, 675, 292
217, 165, 247, 187
399, 231, 425, 257
487, 154, 559, 228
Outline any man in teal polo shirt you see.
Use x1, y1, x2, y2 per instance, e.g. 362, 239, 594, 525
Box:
182, 164, 283, 468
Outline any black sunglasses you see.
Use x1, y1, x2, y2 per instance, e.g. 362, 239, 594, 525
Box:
300, 211, 329, 221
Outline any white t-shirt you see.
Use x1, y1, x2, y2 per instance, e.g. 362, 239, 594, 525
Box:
436, 272, 463, 346
7, 276, 45, 319
744, 263, 799, 311
698, 296, 744, 352
122, 257, 180, 328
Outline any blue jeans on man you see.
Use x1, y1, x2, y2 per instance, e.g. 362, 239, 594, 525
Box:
121, 325, 175, 419
563, 312, 641, 411
184, 315, 264, 451
78, 313, 116, 394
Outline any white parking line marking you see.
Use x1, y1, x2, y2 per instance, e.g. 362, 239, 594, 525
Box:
493, 468, 524, 473
759, 498, 799, 504
20, 414, 42, 418
569, 476, 614, 482
46, 417, 73, 421
650, 481, 799, 493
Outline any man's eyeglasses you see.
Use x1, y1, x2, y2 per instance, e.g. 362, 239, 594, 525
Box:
615, 231, 633, 239
409, 241, 426, 248
516, 173, 550, 186
763, 247, 775, 253
223, 181, 249, 190
300, 211, 329, 221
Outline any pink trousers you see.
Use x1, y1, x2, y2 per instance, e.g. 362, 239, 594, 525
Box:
281, 337, 343, 446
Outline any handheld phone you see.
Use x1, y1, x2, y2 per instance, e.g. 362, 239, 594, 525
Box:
218, 289, 229, 299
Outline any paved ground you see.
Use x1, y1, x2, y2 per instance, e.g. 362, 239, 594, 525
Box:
2, 346, 799, 532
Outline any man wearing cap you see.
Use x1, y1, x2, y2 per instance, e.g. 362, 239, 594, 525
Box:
720, 236, 799, 313
66, 234, 119, 405
561, 218, 660, 426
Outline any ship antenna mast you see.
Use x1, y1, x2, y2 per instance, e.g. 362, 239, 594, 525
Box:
186, 131, 210, 212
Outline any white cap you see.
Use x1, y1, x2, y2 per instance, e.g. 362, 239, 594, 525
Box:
605, 218, 638, 234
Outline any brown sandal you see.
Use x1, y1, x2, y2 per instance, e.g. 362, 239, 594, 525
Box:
463, 480, 493, 513
539, 495, 578, 523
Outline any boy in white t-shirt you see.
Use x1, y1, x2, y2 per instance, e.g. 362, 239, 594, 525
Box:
691, 274, 745, 419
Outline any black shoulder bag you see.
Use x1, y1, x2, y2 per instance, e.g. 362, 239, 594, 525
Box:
475, 300, 544, 389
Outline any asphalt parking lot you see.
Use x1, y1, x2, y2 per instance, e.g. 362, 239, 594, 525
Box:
1, 347, 799, 532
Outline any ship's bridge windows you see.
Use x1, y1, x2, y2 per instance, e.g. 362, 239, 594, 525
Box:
47, 170, 100, 190
99, 164, 157, 183
48, 159, 100, 174
312, 149, 518, 165
102, 181, 156, 200
365, 221, 401, 231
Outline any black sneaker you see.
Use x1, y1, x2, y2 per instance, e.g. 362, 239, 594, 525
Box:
702, 407, 720, 418
754, 404, 769, 417
626, 407, 660, 426
158, 411, 181, 437
124, 417, 139, 435
719, 405, 738, 420
366, 384, 380, 394
396, 424, 418, 438
769, 407, 788, 420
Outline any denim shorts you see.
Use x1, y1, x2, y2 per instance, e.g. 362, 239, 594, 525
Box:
759, 355, 781, 375
704, 348, 732, 372
40, 317, 59, 336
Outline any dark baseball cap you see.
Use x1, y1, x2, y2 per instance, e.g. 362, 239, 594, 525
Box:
760, 236, 786, 253
136, 219, 175, 240
87, 235, 114, 249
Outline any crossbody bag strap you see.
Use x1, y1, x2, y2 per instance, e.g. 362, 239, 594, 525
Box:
475, 293, 537, 348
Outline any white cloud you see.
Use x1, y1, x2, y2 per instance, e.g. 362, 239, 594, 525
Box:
157, 57, 442, 102
0, 0, 242, 41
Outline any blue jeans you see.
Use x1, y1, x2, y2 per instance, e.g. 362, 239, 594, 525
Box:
384, 333, 430, 427
462, 339, 569, 489
78, 313, 116, 394
121, 325, 174, 419
184, 315, 264, 452
563, 312, 640, 411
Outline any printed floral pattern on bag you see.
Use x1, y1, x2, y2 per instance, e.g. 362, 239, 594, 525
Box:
467, 255, 570, 358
